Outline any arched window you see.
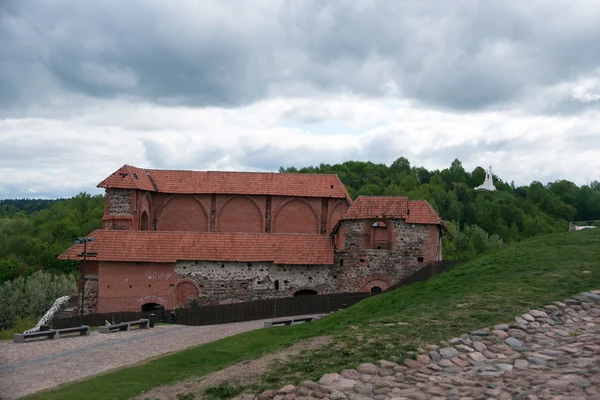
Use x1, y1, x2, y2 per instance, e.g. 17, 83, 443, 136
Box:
370, 286, 382, 295
371, 221, 390, 250
293, 289, 318, 296
140, 211, 149, 231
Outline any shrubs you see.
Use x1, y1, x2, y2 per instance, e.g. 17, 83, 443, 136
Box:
0, 270, 77, 331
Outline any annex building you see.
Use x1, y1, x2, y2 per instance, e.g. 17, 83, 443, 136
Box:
59, 165, 447, 313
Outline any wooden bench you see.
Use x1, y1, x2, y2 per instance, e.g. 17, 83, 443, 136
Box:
13, 330, 59, 343
57, 325, 90, 337
99, 319, 149, 333
264, 315, 326, 328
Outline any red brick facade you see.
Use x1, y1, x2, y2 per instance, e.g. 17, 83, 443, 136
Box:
61, 165, 446, 313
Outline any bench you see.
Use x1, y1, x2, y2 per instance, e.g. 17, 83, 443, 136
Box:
264, 315, 326, 328
129, 319, 150, 329
57, 325, 90, 337
13, 330, 59, 343
99, 318, 149, 333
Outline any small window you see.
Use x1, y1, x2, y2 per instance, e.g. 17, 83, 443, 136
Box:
418, 256, 424, 262
274, 280, 280, 291
330, 185, 334, 189
339, 259, 344, 267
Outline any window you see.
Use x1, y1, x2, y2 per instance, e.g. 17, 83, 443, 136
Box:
274, 280, 280, 291
371, 286, 382, 295
370, 221, 390, 250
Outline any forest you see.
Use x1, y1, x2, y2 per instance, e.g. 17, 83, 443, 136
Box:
1, 157, 599, 285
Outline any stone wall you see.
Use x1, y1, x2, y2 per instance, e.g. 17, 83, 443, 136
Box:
107, 189, 132, 215
334, 218, 442, 292
175, 261, 333, 305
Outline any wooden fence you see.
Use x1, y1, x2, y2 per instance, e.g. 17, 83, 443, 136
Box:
52, 292, 370, 329
384, 260, 464, 293
52, 260, 464, 329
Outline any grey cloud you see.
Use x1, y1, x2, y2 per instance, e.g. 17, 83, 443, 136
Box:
2, 0, 600, 114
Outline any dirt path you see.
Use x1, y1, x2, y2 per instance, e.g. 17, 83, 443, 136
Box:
0, 317, 305, 400
134, 336, 332, 400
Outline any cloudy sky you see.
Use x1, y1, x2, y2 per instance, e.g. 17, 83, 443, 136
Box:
1, 0, 599, 199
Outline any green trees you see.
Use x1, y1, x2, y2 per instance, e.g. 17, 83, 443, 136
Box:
0, 270, 77, 330
0, 193, 104, 283
282, 157, 596, 259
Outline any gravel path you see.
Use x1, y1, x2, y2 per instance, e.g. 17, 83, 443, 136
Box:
0, 318, 279, 399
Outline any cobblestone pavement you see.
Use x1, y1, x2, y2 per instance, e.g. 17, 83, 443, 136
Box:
244, 290, 600, 400
0, 318, 277, 399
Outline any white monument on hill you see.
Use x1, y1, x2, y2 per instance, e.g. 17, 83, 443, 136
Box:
475, 166, 496, 191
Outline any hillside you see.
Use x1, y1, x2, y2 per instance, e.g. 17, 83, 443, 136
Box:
27, 228, 600, 400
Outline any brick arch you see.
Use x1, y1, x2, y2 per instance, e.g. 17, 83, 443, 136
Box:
290, 287, 323, 296
155, 195, 209, 232
139, 192, 153, 230
175, 279, 199, 307
362, 219, 395, 250
359, 275, 392, 293
272, 198, 319, 234
138, 295, 169, 310
217, 195, 264, 233
327, 201, 346, 234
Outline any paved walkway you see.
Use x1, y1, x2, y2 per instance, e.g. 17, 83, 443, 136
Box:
0, 318, 274, 399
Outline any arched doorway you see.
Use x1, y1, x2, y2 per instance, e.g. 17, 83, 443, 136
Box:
293, 289, 318, 296
176, 281, 199, 306
140, 211, 149, 231
141, 302, 164, 312
370, 286, 382, 295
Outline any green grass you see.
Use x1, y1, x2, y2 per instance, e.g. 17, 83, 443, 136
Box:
26, 229, 600, 400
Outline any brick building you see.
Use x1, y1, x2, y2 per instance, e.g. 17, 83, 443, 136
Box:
59, 165, 447, 313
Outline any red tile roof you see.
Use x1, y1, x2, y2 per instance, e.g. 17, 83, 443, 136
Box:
338, 196, 446, 228
58, 230, 334, 265
98, 165, 352, 202
341, 196, 409, 219
405, 200, 443, 225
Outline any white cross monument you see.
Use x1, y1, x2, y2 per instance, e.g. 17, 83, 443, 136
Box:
475, 166, 496, 191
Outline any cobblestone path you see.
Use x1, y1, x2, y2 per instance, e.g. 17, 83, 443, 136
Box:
244, 291, 600, 400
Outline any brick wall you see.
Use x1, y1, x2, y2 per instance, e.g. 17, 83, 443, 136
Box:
216, 194, 266, 232
102, 191, 350, 235
156, 195, 210, 232
96, 261, 178, 313
271, 197, 320, 234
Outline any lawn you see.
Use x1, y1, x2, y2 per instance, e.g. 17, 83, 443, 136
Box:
26, 229, 600, 400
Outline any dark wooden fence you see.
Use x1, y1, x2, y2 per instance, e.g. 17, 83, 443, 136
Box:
52, 292, 369, 329
384, 260, 464, 293
52, 260, 464, 329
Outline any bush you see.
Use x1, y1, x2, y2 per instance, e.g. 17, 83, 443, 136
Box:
0, 316, 38, 340
0, 270, 77, 330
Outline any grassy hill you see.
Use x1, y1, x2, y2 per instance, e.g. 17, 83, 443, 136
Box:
27, 228, 600, 400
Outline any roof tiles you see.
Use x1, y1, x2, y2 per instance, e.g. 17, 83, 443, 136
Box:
341, 196, 444, 226
98, 165, 352, 202
58, 230, 334, 265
